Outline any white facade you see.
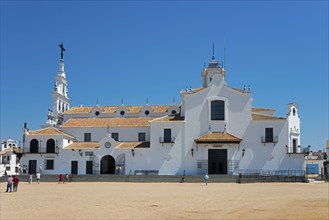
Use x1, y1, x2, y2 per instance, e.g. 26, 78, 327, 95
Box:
20, 51, 305, 176
0, 138, 19, 176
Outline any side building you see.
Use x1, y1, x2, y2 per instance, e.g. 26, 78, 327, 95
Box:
20, 48, 305, 176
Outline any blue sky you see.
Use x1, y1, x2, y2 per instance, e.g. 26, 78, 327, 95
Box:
1, 1, 328, 151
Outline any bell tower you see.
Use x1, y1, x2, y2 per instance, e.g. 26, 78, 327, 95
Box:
44, 42, 71, 127
201, 43, 226, 88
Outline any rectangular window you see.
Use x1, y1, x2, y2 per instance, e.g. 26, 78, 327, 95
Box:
164, 129, 172, 143
6, 166, 11, 171
45, 159, 54, 170
265, 128, 274, 142
112, 133, 119, 141
293, 139, 297, 153
211, 100, 225, 120
138, 132, 146, 142
84, 133, 91, 142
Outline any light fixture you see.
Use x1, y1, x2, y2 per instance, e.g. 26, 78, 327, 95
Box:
191, 148, 194, 157
79, 149, 82, 157
242, 149, 245, 157
131, 149, 135, 157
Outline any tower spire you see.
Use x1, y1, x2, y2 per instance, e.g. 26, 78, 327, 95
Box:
212, 42, 215, 60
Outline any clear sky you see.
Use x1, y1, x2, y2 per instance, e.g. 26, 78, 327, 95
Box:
1, 1, 328, 151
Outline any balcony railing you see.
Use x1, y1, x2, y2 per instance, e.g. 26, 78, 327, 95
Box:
261, 136, 278, 144
22, 147, 59, 154
159, 137, 175, 143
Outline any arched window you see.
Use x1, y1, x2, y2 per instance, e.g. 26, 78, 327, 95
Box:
30, 139, 39, 153
46, 139, 56, 153
211, 100, 225, 120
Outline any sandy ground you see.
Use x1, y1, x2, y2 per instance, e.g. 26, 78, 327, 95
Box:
0, 181, 328, 220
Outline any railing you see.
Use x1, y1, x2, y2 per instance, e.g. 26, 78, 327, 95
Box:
261, 136, 278, 143
238, 169, 306, 182
159, 137, 175, 143
22, 147, 59, 154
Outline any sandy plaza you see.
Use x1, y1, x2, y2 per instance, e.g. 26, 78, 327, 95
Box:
1, 181, 328, 220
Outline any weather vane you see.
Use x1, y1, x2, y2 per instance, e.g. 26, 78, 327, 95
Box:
59, 42, 66, 59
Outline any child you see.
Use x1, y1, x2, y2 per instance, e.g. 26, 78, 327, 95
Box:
204, 174, 209, 186
28, 174, 33, 184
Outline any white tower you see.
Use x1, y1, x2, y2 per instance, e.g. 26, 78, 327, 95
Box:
201, 43, 226, 88
44, 42, 71, 127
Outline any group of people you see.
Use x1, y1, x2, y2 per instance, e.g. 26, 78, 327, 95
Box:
5, 175, 20, 192
58, 173, 71, 183
28, 172, 41, 184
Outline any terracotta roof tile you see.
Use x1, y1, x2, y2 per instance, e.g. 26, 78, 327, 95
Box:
0, 147, 14, 155
64, 107, 93, 114
151, 114, 185, 122
252, 107, 275, 112
60, 117, 153, 128
64, 142, 99, 150
116, 142, 150, 149
28, 127, 75, 138
252, 113, 285, 121
195, 132, 242, 144
64, 105, 171, 115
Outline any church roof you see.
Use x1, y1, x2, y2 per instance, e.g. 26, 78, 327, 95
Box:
116, 141, 150, 149
28, 127, 75, 139
61, 117, 153, 128
150, 114, 185, 122
194, 132, 242, 144
251, 113, 286, 121
64, 105, 171, 115
0, 147, 14, 155
64, 142, 99, 150
252, 107, 276, 112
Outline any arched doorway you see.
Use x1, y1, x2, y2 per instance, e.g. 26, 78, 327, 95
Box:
100, 155, 115, 174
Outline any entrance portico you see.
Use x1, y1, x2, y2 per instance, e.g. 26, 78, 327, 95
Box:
100, 155, 115, 174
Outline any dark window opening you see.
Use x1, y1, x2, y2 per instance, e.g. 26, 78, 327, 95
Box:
30, 139, 39, 153
171, 110, 177, 115
112, 133, 119, 141
46, 139, 56, 153
145, 110, 150, 115
265, 128, 274, 142
138, 132, 146, 142
84, 133, 91, 142
46, 160, 54, 170
120, 111, 125, 116
95, 111, 100, 116
164, 129, 172, 143
211, 100, 225, 120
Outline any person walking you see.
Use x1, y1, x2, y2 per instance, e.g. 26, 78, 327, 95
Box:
28, 174, 33, 184
13, 176, 20, 192
204, 174, 209, 186
5, 176, 13, 192
39, 164, 43, 175
58, 174, 63, 183
36, 172, 41, 184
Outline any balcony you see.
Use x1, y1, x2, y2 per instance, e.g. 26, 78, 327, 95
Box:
159, 137, 175, 143
22, 147, 59, 154
261, 136, 278, 145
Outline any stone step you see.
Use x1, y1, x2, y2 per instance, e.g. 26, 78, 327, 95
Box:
0, 174, 238, 183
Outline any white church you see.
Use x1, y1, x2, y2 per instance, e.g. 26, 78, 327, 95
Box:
19, 44, 305, 176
